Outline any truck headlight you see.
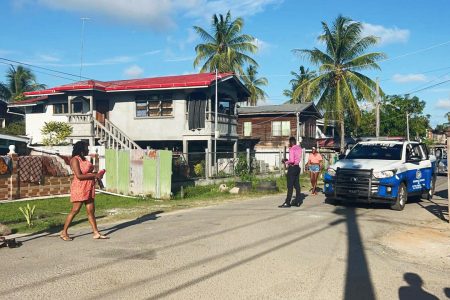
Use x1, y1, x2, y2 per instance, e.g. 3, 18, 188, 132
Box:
373, 170, 395, 179
327, 167, 336, 177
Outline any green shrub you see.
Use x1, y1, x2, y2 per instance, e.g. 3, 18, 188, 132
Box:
41, 121, 73, 146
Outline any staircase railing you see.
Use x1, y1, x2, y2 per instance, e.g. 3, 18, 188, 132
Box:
93, 119, 142, 150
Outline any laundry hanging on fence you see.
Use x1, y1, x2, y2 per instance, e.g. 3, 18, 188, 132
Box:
42, 156, 69, 177
0, 157, 9, 175
18, 156, 43, 183
1, 156, 13, 174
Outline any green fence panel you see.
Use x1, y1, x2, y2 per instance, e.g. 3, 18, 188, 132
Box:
105, 149, 117, 192
143, 157, 157, 197
158, 150, 172, 199
117, 150, 130, 194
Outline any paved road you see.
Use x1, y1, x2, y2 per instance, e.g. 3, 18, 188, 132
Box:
1, 178, 449, 300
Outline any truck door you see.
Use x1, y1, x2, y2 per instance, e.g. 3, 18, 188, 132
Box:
404, 143, 428, 193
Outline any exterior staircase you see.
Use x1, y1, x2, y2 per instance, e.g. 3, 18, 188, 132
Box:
93, 119, 142, 150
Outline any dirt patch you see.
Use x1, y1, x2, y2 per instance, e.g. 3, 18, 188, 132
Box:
380, 221, 450, 267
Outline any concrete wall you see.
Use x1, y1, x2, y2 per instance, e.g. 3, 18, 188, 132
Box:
108, 92, 187, 141
25, 104, 67, 144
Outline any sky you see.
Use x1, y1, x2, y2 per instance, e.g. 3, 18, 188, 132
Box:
1, 0, 449, 127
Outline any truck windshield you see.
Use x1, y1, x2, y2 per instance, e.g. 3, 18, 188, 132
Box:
346, 144, 403, 160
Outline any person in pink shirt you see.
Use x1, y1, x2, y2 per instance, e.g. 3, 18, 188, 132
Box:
306, 147, 323, 195
279, 137, 302, 207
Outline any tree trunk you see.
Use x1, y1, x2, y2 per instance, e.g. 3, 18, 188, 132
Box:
340, 119, 345, 154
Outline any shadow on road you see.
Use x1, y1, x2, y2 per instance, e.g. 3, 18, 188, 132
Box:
19, 215, 107, 243
399, 273, 439, 300
333, 207, 375, 300
102, 210, 164, 236
416, 199, 449, 223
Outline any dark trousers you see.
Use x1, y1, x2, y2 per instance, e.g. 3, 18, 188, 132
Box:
285, 165, 301, 204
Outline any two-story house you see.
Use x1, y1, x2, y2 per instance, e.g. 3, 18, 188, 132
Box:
237, 103, 322, 150
8, 73, 250, 154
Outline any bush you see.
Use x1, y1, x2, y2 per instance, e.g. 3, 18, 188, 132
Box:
193, 161, 205, 177
0, 121, 26, 136
41, 121, 73, 146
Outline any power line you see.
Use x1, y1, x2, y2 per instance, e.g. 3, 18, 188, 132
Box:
0, 61, 82, 83
0, 57, 92, 81
405, 78, 450, 95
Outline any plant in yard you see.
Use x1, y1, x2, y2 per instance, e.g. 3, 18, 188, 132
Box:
242, 65, 268, 106
193, 11, 258, 74
235, 154, 252, 181
41, 121, 73, 146
18, 204, 36, 227
194, 161, 205, 177
293, 15, 386, 153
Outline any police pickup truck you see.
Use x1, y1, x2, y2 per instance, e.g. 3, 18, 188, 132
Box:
323, 141, 436, 211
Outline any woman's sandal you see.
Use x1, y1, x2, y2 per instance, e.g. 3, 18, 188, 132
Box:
93, 234, 109, 240
59, 235, 73, 241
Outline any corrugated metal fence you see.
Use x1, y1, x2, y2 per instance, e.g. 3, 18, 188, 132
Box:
105, 149, 172, 199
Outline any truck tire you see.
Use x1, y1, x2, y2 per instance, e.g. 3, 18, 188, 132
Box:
391, 183, 407, 211
423, 175, 436, 200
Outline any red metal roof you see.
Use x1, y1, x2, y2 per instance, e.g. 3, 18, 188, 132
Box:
24, 72, 235, 96
9, 96, 48, 106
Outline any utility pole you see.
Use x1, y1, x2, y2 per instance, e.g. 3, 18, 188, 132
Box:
406, 112, 410, 141
375, 78, 380, 140
214, 68, 219, 176
79, 17, 90, 80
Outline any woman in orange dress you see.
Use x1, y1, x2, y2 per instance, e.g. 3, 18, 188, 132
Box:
306, 147, 323, 195
60, 141, 107, 241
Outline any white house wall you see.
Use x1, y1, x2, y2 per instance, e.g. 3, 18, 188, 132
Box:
108, 93, 186, 141
25, 105, 67, 144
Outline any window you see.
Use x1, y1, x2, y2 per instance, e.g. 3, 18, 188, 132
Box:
31, 105, 44, 113
272, 121, 290, 136
347, 144, 403, 160
54, 103, 68, 114
243, 122, 252, 136
135, 94, 173, 117
72, 102, 83, 113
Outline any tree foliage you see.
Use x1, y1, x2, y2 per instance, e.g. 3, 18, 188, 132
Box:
0, 121, 26, 136
345, 95, 430, 139
193, 11, 258, 74
283, 66, 316, 103
41, 121, 73, 146
0, 65, 46, 102
293, 15, 386, 152
242, 65, 268, 106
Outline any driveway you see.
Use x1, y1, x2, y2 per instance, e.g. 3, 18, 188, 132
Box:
1, 178, 449, 299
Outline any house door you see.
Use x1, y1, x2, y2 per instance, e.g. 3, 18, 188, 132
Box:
95, 100, 109, 125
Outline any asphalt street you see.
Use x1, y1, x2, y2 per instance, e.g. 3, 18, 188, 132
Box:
1, 177, 449, 300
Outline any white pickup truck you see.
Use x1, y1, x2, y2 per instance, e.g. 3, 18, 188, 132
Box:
323, 141, 436, 211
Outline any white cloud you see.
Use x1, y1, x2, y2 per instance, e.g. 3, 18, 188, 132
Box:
435, 99, 450, 109
361, 23, 410, 45
124, 65, 144, 78
253, 38, 272, 54
392, 73, 427, 83
36, 54, 60, 62
165, 56, 195, 62
35, 0, 281, 30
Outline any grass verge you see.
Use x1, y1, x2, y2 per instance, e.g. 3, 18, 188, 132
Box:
1, 174, 315, 235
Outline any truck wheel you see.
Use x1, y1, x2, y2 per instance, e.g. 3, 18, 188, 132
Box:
423, 175, 436, 200
391, 183, 407, 211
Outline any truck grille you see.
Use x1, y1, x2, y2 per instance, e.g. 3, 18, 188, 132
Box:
335, 168, 373, 199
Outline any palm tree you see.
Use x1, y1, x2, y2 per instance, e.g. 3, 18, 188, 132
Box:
193, 11, 258, 74
283, 65, 316, 103
242, 65, 268, 106
0, 65, 46, 102
293, 15, 386, 153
